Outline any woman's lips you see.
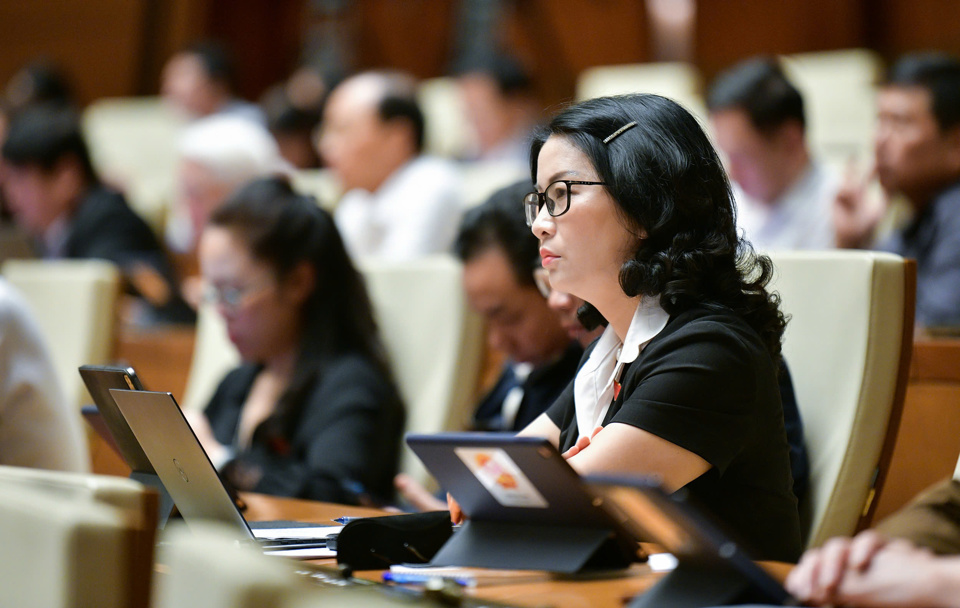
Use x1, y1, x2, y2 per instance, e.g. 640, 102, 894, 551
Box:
539, 248, 559, 265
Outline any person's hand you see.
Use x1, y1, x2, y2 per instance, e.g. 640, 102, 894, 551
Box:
562, 426, 603, 460
394, 473, 447, 512
786, 530, 889, 605
447, 492, 464, 524
833, 161, 886, 249
830, 540, 959, 608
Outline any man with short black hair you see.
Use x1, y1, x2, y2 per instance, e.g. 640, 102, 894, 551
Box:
835, 52, 960, 328
1, 104, 192, 324
318, 71, 462, 261
708, 57, 837, 250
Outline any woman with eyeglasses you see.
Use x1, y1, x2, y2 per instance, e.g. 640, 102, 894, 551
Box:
452, 94, 802, 562
186, 176, 405, 505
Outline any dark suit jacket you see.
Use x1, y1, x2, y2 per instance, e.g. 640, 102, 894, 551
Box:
61, 185, 193, 323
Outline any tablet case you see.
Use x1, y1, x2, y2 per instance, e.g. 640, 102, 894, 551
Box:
406, 433, 639, 573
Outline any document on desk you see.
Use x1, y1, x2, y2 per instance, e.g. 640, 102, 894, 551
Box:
250, 523, 343, 540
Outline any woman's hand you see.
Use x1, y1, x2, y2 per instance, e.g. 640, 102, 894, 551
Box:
447, 492, 464, 524
562, 426, 603, 459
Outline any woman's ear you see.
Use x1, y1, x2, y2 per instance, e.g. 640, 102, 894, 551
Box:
283, 261, 316, 305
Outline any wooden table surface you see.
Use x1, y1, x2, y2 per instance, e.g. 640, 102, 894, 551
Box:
240, 493, 793, 608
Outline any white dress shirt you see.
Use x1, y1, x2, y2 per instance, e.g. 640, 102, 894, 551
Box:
334, 156, 463, 261
573, 297, 670, 440
734, 161, 838, 251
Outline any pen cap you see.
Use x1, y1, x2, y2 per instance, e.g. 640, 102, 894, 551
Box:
336, 511, 453, 570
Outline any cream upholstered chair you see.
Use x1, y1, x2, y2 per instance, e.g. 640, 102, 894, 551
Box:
153, 523, 307, 608
83, 96, 185, 235
290, 168, 344, 212
154, 523, 408, 608
766, 251, 915, 548
0, 465, 157, 608
780, 48, 884, 170
575, 61, 707, 121
1, 259, 120, 409
359, 255, 485, 486
418, 76, 475, 159
459, 160, 530, 209
180, 302, 240, 411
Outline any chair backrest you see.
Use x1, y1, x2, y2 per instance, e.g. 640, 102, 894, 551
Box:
2, 259, 120, 409
290, 168, 343, 211
181, 302, 241, 411
152, 523, 306, 608
780, 48, 883, 169
0, 465, 156, 608
82, 96, 184, 235
418, 76, 474, 159
766, 251, 915, 548
575, 61, 707, 121
359, 255, 485, 485
459, 160, 530, 209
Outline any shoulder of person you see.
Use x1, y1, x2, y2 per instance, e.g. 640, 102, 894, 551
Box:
648, 304, 766, 358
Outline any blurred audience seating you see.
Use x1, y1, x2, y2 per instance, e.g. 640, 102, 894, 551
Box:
575, 61, 706, 120
417, 76, 475, 159
289, 168, 343, 211
82, 97, 185, 236
781, 48, 884, 172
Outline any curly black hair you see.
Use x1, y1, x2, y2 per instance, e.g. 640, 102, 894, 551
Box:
529, 94, 786, 361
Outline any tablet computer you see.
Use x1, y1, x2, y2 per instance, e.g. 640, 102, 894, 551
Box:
406, 432, 641, 573
587, 476, 797, 607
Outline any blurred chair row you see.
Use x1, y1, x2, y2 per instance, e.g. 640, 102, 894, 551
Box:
0, 464, 422, 608
0, 255, 485, 488
82, 48, 880, 238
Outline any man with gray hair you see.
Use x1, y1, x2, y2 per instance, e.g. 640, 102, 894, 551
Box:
318, 70, 462, 261
166, 115, 290, 306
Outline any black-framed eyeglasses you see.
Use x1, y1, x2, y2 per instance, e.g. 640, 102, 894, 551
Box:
523, 180, 608, 227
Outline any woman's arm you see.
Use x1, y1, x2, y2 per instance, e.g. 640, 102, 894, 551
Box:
516, 412, 562, 445
564, 422, 710, 491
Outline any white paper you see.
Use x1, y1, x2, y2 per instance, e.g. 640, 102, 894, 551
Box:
263, 546, 337, 559
252, 525, 342, 540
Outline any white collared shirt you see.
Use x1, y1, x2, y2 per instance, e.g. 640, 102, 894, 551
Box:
573, 297, 670, 440
734, 161, 838, 251
334, 155, 463, 261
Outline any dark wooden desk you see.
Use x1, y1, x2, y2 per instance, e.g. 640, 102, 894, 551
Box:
241, 493, 792, 608
242, 493, 658, 607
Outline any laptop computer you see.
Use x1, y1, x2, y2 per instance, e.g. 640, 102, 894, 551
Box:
78, 365, 178, 527
108, 388, 340, 558
587, 476, 798, 607
405, 432, 641, 573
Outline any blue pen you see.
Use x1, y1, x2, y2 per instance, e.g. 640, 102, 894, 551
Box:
332, 516, 364, 525
382, 572, 470, 586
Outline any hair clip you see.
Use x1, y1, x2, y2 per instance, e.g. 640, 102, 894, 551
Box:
603, 121, 638, 144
